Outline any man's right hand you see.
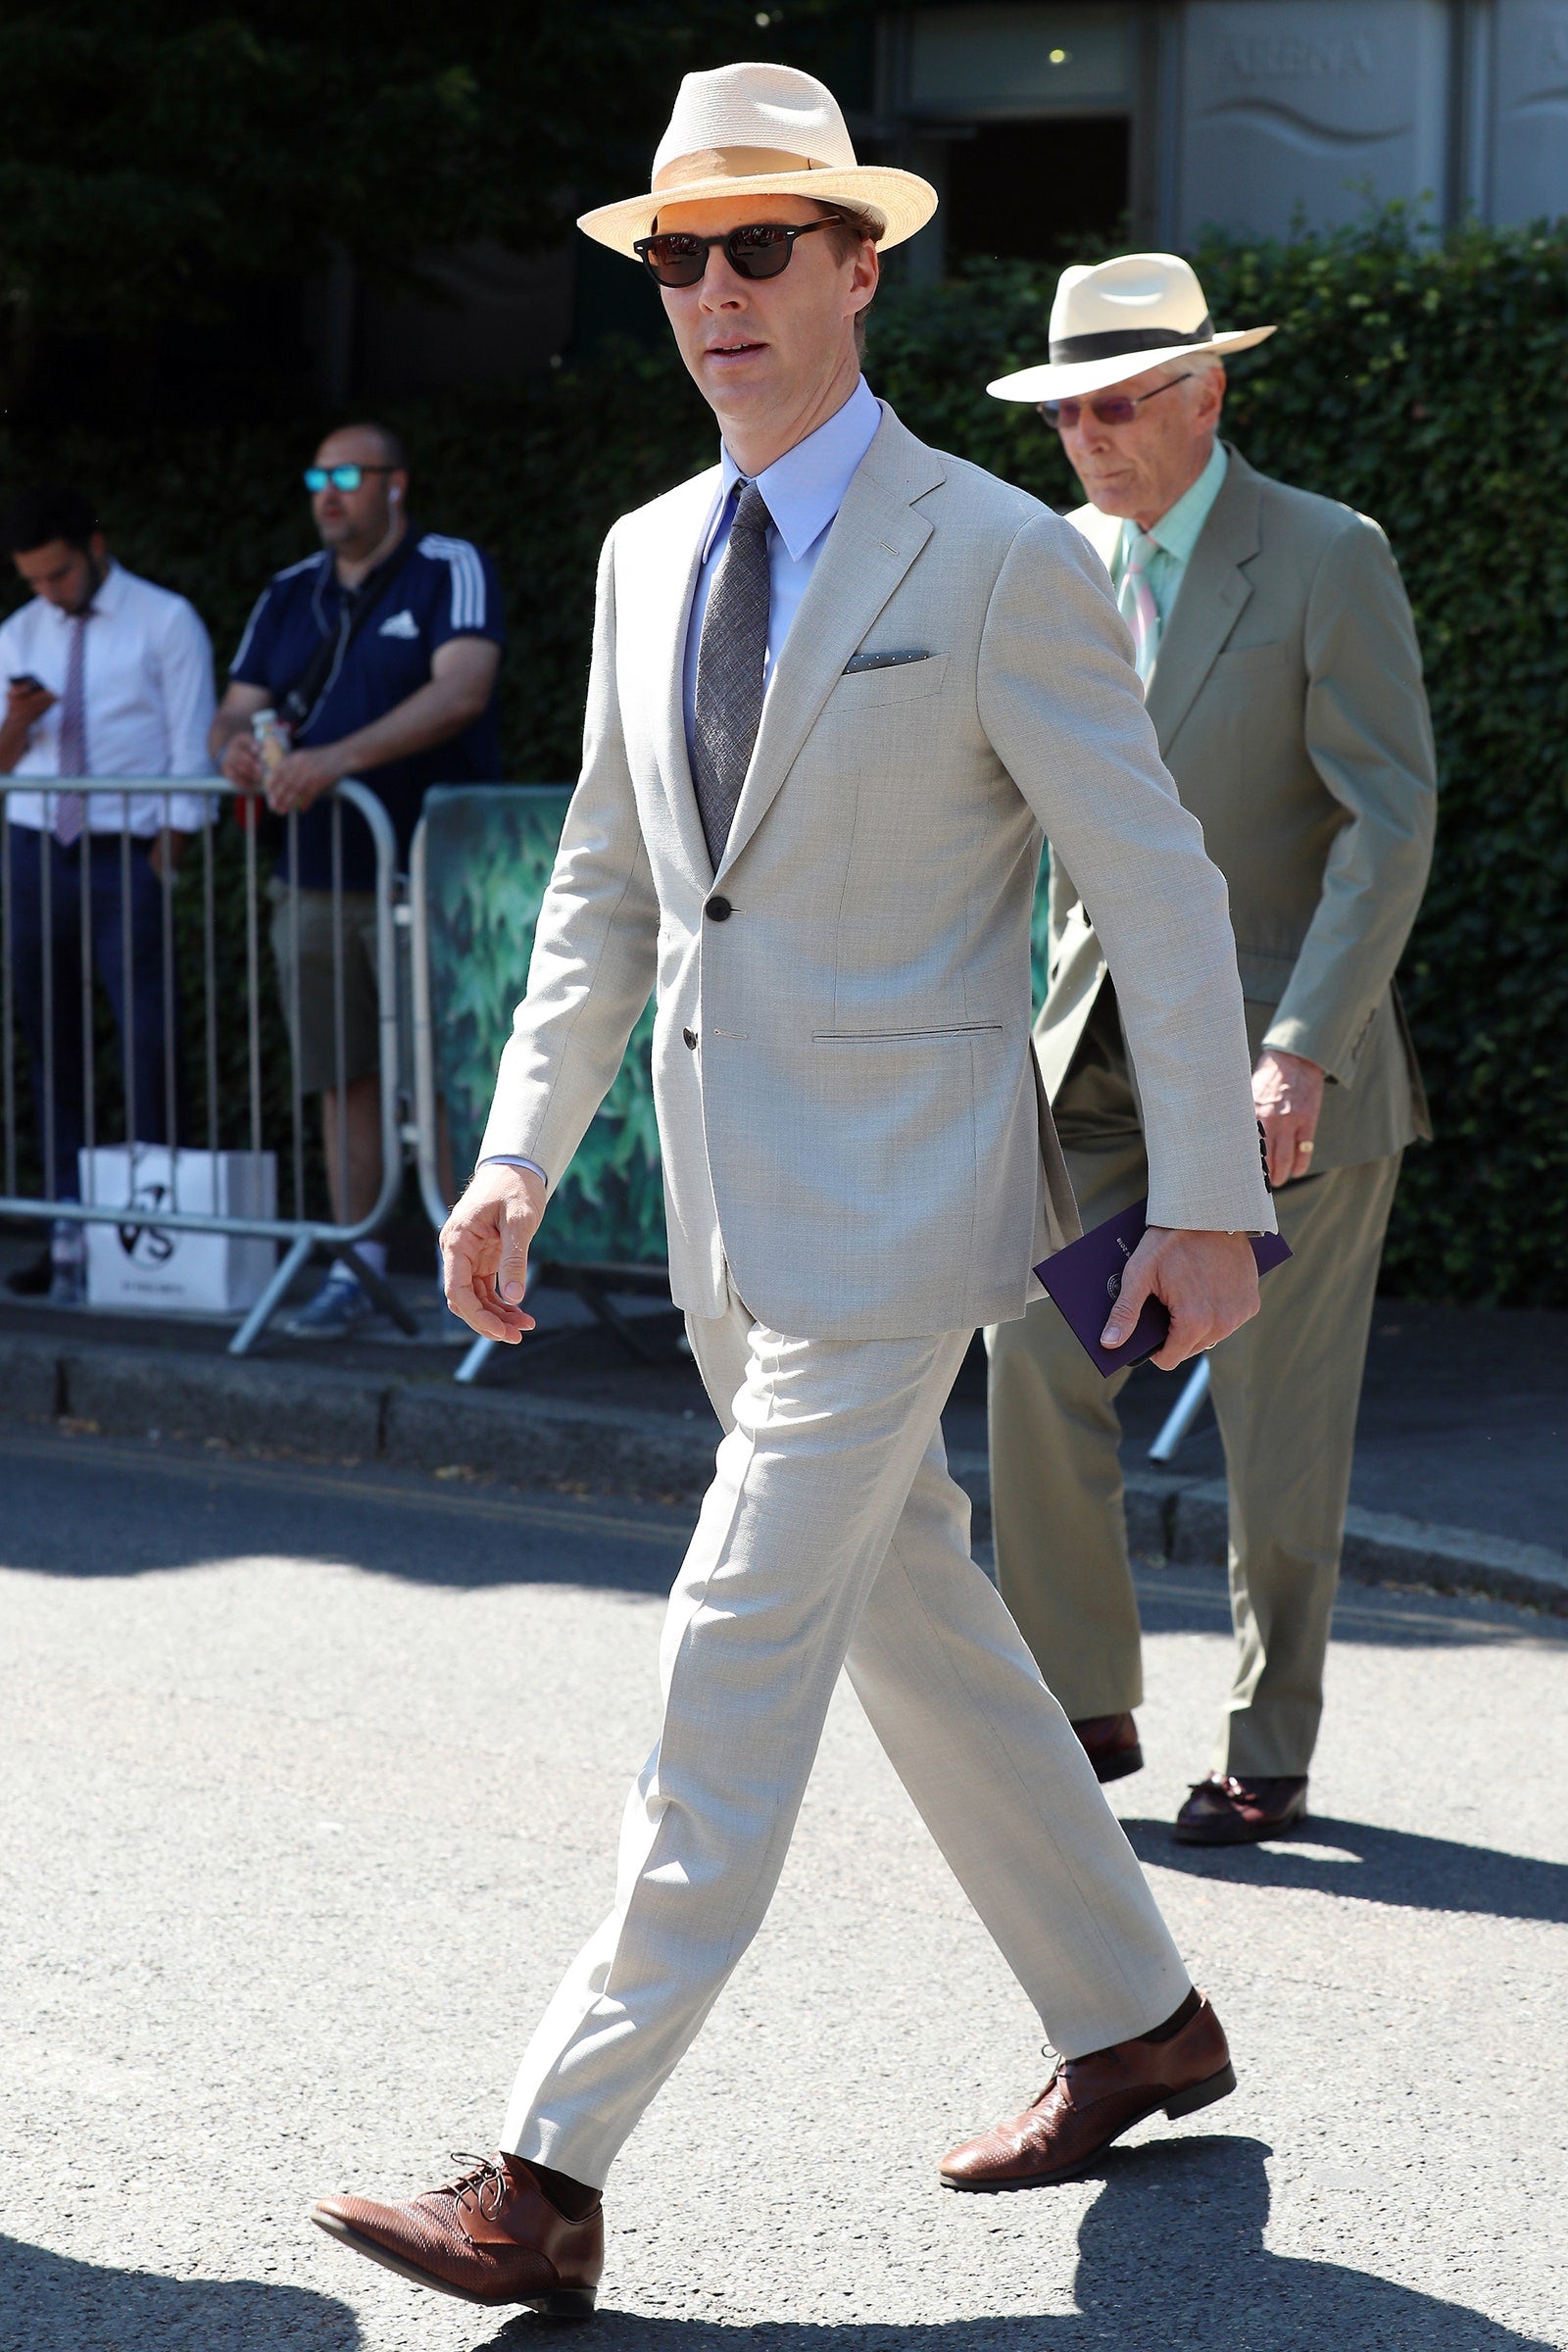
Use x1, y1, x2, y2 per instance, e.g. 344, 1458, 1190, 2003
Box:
440, 1161, 546, 1343
220, 732, 265, 790
0, 678, 57, 770
6, 678, 57, 727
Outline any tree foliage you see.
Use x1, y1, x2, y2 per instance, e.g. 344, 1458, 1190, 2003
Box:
0, 0, 871, 403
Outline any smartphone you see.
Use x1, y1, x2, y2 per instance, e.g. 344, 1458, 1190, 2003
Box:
8, 673, 43, 692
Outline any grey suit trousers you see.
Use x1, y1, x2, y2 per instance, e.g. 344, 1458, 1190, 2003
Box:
501, 1291, 1191, 2186
988, 1035, 1399, 1780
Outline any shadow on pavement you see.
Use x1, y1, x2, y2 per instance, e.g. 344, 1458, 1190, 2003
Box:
1131, 1569, 1568, 1655
1121, 1813, 1568, 1926
10, 1433, 1566, 1649
0, 1431, 686, 1595
0, 2230, 360, 2348
472, 2137, 1548, 2350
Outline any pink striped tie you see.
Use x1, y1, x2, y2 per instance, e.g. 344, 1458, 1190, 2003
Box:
1120, 527, 1159, 689
53, 609, 92, 847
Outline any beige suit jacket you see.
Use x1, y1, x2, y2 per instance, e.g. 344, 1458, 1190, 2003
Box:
480, 405, 1273, 1341
1042, 447, 1437, 1171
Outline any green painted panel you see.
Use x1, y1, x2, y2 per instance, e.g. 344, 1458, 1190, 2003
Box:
419, 786, 663, 1266
420, 785, 1054, 1271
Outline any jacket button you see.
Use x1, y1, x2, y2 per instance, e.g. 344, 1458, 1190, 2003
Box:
682, 1027, 698, 1050
705, 895, 732, 922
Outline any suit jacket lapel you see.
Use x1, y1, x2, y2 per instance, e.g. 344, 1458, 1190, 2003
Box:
1144, 447, 1261, 752
634, 467, 719, 887
714, 409, 943, 882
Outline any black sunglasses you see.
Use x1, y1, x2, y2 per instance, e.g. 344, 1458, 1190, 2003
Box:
634, 217, 843, 288
1039, 373, 1193, 431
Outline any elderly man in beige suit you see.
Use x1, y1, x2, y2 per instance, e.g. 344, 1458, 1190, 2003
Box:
987, 254, 1437, 1846
311, 81, 1276, 2314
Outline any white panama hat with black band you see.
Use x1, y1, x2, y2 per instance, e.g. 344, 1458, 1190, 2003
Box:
577, 61, 937, 258
987, 252, 1276, 405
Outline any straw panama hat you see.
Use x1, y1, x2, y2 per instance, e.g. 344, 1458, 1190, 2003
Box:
987, 253, 1276, 404
577, 61, 937, 258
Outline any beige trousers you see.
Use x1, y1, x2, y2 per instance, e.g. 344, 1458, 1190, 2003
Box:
502, 1291, 1192, 2187
988, 1053, 1400, 1780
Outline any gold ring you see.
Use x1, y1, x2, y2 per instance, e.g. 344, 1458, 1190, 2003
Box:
1298, 1140, 1315, 1158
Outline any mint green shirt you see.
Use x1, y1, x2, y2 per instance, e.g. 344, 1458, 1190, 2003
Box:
1110, 440, 1229, 630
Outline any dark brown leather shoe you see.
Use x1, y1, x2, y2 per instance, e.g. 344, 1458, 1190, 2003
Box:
940, 1992, 1235, 2190
312, 2152, 601, 2315
1174, 1773, 1308, 1845
1071, 1711, 1144, 1783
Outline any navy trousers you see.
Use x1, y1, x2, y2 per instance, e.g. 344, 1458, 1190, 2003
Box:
5, 826, 180, 1200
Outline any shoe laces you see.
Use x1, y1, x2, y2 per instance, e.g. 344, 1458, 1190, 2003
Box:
1190, 1774, 1254, 1800
437, 2151, 510, 2216
1029, 2041, 1065, 2105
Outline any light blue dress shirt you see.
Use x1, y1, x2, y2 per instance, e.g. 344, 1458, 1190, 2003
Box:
681, 372, 883, 760
1108, 439, 1229, 633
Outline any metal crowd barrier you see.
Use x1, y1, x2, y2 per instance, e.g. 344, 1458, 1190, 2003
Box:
409, 799, 504, 1387
1149, 1354, 1212, 1462
0, 775, 407, 1354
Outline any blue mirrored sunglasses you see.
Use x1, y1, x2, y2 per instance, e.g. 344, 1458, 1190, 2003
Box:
303, 463, 396, 493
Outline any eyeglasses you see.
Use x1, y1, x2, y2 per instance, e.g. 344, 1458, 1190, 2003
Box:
633, 217, 843, 288
303, 464, 396, 494
1040, 373, 1193, 431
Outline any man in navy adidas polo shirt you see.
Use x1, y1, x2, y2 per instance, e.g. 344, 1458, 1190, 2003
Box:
211, 421, 505, 1334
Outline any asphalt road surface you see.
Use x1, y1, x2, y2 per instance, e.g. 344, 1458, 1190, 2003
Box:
3, 1427, 1565, 2351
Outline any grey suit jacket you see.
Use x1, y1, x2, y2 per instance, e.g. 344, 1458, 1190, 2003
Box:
1044, 446, 1438, 1171
479, 405, 1273, 1341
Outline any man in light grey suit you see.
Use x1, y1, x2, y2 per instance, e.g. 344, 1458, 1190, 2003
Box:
987, 255, 1436, 1844
311, 72, 1275, 2315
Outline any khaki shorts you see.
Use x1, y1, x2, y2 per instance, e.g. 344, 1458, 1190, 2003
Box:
269, 882, 381, 1096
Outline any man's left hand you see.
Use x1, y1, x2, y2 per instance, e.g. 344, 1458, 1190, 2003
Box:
148, 829, 188, 883
266, 745, 343, 815
1252, 1048, 1325, 1188
1101, 1226, 1259, 1370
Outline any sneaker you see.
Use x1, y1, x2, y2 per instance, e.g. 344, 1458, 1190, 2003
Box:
284, 1273, 376, 1340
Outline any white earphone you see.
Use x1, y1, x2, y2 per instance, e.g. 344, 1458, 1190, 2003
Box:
389, 486, 401, 504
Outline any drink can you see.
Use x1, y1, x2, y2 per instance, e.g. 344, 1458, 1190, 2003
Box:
251, 708, 290, 782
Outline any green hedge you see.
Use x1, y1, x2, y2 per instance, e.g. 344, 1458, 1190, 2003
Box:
3, 210, 1563, 1301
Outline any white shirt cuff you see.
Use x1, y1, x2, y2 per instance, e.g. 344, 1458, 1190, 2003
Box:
479, 1154, 548, 1186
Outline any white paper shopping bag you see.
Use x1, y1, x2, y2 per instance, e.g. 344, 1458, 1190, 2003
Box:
79, 1145, 278, 1315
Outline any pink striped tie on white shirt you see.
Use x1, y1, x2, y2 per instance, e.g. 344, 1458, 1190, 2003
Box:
52, 608, 93, 847
1119, 526, 1159, 690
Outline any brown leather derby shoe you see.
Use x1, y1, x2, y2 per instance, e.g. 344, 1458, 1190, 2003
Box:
1071, 1711, 1144, 1783
312, 2151, 601, 2315
940, 1992, 1235, 2190
1174, 1773, 1308, 1845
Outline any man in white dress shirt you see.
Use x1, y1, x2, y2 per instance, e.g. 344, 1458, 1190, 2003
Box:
0, 484, 215, 1301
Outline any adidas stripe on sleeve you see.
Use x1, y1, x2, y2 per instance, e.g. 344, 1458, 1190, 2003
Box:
419, 534, 488, 632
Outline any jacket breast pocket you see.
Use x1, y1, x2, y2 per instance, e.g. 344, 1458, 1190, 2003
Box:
823, 652, 950, 714
1212, 642, 1289, 676
812, 1021, 1003, 1044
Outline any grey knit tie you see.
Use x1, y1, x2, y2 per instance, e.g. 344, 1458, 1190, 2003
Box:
692, 479, 772, 869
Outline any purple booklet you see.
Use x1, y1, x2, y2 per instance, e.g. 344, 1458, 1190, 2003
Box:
1034, 1199, 1292, 1377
